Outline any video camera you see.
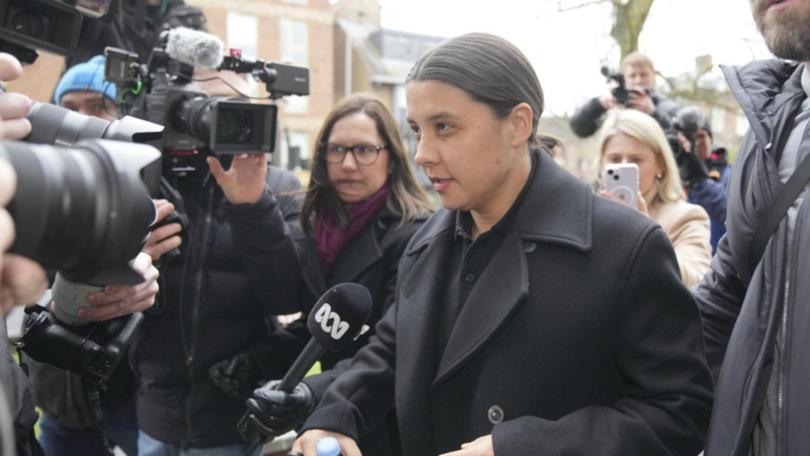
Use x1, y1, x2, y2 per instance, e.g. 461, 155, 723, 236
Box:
104, 26, 310, 177
0, 0, 112, 63
600, 66, 649, 106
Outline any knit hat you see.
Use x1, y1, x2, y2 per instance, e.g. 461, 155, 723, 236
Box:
54, 55, 116, 104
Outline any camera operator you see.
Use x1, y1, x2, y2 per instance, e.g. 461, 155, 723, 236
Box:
24, 55, 151, 456
671, 106, 728, 254
130, 68, 304, 456
570, 52, 679, 138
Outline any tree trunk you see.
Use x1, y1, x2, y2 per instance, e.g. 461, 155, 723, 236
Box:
610, 0, 655, 61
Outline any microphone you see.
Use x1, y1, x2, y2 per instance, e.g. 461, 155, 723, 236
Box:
164, 27, 224, 68
237, 283, 372, 442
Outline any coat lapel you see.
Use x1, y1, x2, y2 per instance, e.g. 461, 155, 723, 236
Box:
327, 220, 383, 285
432, 228, 529, 388
430, 151, 593, 388
300, 236, 328, 297
395, 210, 456, 453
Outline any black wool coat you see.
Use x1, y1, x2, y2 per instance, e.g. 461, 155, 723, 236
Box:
302, 151, 713, 455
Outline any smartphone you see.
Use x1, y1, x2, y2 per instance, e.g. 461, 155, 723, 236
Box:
602, 163, 639, 208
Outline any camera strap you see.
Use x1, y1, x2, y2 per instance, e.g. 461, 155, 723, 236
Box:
750, 131, 810, 270
84, 380, 116, 456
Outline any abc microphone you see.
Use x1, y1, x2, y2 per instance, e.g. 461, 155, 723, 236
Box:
237, 282, 372, 443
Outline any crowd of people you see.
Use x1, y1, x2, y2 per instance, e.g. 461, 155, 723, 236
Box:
0, 0, 809, 455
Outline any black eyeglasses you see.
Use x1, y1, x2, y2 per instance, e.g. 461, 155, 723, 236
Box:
320, 143, 386, 165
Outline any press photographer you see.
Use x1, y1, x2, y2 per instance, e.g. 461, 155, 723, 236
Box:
106, 27, 309, 455
570, 52, 679, 138
20, 55, 160, 456
0, 52, 162, 456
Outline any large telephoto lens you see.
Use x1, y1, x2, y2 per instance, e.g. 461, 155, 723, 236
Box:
0, 139, 161, 285
27, 102, 163, 145
172, 96, 276, 154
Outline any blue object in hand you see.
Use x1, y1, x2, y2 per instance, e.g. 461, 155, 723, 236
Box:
316, 437, 341, 456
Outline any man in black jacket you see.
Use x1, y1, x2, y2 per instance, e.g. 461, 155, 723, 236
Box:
569, 52, 678, 138
695, 0, 810, 455
131, 72, 303, 456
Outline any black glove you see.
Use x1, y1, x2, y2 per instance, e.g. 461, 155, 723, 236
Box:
244, 380, 315, 438
208, 353, 261, 398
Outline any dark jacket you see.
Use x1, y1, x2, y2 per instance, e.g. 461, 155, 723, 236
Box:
569, 92, 678, 138
302, 151, 713, 455
131, 165, 302, 448
688, 177, 727, 253
254, 207, 428, 456
695, 60, 810, 456
0, 320, 42, 456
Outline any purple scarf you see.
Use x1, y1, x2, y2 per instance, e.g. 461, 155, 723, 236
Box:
315, 183, 391, 276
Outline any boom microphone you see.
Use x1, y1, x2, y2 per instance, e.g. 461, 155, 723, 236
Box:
164, 27, 224, 68
236, 282, 372, 442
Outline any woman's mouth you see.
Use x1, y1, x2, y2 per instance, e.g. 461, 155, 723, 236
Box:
429, 177, 453, 192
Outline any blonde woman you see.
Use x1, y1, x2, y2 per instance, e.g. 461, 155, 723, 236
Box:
599, 108, 711, 287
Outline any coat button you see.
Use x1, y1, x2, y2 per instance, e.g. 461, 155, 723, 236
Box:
487, 405, 504, 424
523, 241, 537, 253
464, 273, 476, 283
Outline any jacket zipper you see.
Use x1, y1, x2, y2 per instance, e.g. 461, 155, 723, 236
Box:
778, 190, 808, 455
183, 186, 215, 446
776, 239, 792, 456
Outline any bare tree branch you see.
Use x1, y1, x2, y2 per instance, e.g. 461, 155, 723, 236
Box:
556, 0, 610, 12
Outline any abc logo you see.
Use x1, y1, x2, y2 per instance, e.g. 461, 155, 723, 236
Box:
314, 303, 350, 340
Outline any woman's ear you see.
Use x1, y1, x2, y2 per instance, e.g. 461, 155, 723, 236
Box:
508, 103, 534, 147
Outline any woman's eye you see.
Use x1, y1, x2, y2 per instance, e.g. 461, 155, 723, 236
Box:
436, 122, 451, 133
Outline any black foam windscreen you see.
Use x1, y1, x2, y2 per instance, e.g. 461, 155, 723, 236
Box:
307, 283, 372, 351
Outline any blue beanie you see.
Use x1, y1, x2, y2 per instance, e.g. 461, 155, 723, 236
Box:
54, 55, 117, 104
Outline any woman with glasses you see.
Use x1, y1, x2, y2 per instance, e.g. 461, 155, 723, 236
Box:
242, 94, 433, 456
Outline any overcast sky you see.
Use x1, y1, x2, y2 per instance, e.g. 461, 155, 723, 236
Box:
378, 0, 772, 116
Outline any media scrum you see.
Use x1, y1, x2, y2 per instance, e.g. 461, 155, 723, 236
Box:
0, 0, 324, 453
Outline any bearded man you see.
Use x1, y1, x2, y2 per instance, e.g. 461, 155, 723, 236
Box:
695, 0, 810, 455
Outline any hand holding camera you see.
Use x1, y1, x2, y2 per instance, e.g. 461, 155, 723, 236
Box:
144, 199, 183, 262
625, 89, 655, 115
207, 153, 269, 205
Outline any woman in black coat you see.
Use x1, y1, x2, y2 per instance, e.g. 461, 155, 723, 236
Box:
279, 33, 713, 456
244, 94, 433, 455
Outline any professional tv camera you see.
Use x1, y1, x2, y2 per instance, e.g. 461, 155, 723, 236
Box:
104, 26, 310, 177
0, 0, 112, 63
600, 66, 650, 106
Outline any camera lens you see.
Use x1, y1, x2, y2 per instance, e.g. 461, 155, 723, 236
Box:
1, 139, 160, 285
8, 8, 48, 39
217, 110, 250, 144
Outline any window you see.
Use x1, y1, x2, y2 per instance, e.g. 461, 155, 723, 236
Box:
227, 12, 258, 59
283, 131, 310, 170
280, 19, 309, 113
